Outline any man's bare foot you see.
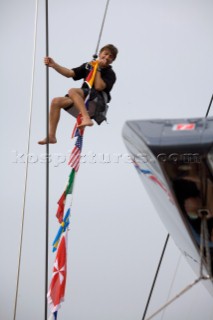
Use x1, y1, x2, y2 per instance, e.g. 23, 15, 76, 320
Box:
77, 118, 94, 129
38, 137, 57, 145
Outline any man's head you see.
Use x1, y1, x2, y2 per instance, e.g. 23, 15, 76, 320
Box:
100, 44, 118, 61
184, 196, 202, 219
98, 44, 118, 67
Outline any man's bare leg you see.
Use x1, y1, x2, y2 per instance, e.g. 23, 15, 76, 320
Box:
68, 88, 93, 129
38, 96, 73, 144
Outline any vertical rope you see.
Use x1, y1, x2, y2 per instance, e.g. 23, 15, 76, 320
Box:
93, 0, 110, 58
13, 1, 39, 319
45, 0, 49, 319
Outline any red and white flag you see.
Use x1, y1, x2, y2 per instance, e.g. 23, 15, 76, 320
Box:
47, 231, 68, 314
56, 191, 66, 223
68, 135, 83, 171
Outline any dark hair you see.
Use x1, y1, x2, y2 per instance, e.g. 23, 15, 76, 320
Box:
100, 44, 118, 61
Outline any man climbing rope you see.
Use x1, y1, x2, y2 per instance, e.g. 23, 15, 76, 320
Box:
38, 44, 118, 145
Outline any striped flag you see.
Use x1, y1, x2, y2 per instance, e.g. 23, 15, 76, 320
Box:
71, 60, 98, 139
65, 169, 75, 195
55, 169, 76, 223
68, 135, 83, 171
84, 60, 99, 88
83, 60, 98, 107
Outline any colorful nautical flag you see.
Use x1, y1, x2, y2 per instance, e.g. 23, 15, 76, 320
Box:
55, 169, 76, 223
71, 114, 84, 138
85, 60, 99, 89
65, 169, 76, 195
71, 60, 98, 138
68, 135, 83, 171
56, 191, 66, 223
52, 209, 70, 252
47, 231, 68, 316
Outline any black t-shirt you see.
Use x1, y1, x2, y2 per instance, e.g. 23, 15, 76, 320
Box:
72, 63, 116, 101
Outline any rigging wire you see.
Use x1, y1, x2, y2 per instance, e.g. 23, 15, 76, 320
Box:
160, 253, 182, 320
146, 224, 212, 320
13, 1, 39, 319
142, 234, 170, 320
145, 276, 208, 320
93, 0, 110, 59
45, 0, 49, 319
142, 187, 212, 319
144, 188, 212, 319
205, 93, 213, 118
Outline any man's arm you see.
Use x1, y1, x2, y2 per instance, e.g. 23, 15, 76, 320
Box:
93, 70, 106, 91
44, 57, 75, 78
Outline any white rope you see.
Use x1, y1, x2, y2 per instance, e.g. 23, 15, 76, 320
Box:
160, 253, 182, 320
13, 1, 39, 319
145, 276, 209, 320
146, 223, 212, 320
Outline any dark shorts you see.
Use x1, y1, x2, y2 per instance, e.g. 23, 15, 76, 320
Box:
64, 89, 109, 125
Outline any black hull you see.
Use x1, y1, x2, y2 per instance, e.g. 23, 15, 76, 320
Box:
122, 117, 213, 295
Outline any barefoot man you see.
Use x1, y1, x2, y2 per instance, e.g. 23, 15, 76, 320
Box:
38, 44, 118, 145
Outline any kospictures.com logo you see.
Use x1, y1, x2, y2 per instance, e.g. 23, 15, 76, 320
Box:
12, 150, 201, 167
12, 150, 134, 167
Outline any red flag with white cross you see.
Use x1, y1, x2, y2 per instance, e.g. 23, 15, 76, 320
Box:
47, 231, 67, 314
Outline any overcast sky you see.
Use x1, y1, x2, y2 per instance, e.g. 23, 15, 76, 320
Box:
1, 1, 213, 320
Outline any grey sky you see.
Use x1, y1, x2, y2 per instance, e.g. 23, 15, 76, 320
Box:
1, 0, 213, 319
